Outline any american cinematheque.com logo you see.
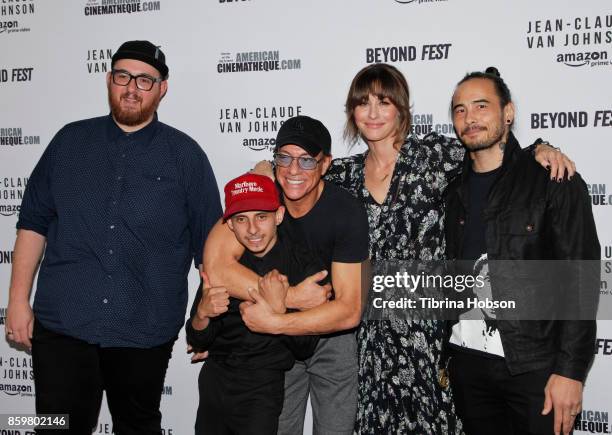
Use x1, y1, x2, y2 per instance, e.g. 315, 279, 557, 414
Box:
0, 0, 34, 36
574, 409, 611, 434
217, 50, 301, 74
219, 105, 303, 151
0, 127, 40, 147
526, 14, 612, 67
84, 0, 161, 16
411, 113, 454, 136
587, 183, 612, 207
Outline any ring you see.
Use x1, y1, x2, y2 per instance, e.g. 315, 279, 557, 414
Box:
6, 331, 14, 335
570, 413, 578, 417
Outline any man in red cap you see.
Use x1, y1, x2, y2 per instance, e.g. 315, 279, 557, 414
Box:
186, 173, 321, 435
6, 40, 222, 434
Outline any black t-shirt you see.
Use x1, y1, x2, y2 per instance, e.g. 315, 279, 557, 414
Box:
185, 228, 323, 370
282, 181, 370, 274
450, 166, 505, 359
281, 181, 369, 335
461, 167, 500, 260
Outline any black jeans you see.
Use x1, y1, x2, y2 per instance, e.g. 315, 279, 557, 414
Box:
448, 349, 558, 435
32, 319, 174, 435
195, 359, 285, 435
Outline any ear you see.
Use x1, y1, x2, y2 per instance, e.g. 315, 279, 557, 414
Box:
159, 80, 168, 100
275, 206, 285, 226
226, 219, 235, 232
319, 154, 333, 176
503, 102, 515, 125
106, 71, 112, 87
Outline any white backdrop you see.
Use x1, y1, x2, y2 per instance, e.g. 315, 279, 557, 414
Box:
1, 1, 610, 434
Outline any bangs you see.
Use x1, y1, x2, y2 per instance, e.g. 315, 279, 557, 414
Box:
348, 71, 402, 109
344, 63, 412, 148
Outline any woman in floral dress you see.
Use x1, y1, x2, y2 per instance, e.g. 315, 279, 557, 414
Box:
325, 63, 464, 434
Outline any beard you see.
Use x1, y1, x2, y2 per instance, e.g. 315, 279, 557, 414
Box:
459, 117, 506, 152
108, 88, 160, 127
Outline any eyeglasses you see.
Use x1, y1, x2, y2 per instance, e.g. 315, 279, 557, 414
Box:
111, 69, 163, 91
274, 153, 322, 170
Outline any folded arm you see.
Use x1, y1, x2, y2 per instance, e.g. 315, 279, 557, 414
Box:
240, 261, 363, 335
203, 219, 331, 308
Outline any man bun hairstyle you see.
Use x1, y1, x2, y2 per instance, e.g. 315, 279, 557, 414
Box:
485, 66, 500, 77
456, 66, 512, 108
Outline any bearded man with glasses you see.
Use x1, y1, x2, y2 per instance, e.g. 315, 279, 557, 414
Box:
6, 40, 222, 434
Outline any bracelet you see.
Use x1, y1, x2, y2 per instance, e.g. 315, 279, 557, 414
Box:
532, 138, 561, 155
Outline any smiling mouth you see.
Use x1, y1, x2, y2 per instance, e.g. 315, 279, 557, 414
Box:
286, 178, 304, 185
462, 126, 485, 136
121, 94, 141, 104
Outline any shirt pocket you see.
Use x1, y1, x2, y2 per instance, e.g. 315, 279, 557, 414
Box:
494, 201, 546, 259
123, 170, 184, 229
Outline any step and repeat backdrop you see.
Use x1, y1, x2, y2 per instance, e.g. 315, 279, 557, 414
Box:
1, 0, 611, 434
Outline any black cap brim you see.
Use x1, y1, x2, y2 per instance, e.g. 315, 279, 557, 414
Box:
275, 134, 326, 157
112, 51, 169, 79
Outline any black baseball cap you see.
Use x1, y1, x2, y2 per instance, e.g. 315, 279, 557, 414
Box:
275, 115, 332, 157
112, 40, 169, 79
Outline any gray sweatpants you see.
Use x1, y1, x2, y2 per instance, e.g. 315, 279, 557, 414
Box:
277, 332, 358, 435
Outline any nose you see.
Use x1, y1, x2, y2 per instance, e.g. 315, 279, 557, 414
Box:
247, 219, 258, 235
126, 77, 139, 92
464, 107, 477, 124
288, 157, 301, 175
367, 102, 379, 119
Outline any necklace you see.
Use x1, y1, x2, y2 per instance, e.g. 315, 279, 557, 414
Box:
379, 173, 391, 182
365, 153, 398, 183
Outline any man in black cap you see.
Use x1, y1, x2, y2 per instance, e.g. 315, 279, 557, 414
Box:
5, 40, 222, 434
203, 115, 369, 434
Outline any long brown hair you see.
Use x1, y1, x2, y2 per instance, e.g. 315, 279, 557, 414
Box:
344, 63, 411, 149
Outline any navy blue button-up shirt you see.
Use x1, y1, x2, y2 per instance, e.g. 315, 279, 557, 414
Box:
17, 115, 222, 348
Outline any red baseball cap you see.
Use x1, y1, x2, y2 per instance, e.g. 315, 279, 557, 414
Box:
223, 173, 281, 220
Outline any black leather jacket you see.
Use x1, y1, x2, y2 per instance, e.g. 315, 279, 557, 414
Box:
444, 132, 599, 382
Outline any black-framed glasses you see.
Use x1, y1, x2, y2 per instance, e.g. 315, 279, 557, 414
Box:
111, 69, 163, 91
274, 153, 322, 170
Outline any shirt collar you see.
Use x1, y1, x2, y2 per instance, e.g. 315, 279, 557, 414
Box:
106, 112, 159, 146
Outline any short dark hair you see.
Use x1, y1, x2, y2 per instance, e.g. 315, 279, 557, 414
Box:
455, 66, 512, 108
344, 63, 411, 149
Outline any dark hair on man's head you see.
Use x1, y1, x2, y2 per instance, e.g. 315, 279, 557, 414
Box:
344, 63, 411, 149
456, 66, 512, 108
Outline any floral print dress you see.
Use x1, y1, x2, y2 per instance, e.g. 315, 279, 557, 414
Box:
325, 132, 465, 434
